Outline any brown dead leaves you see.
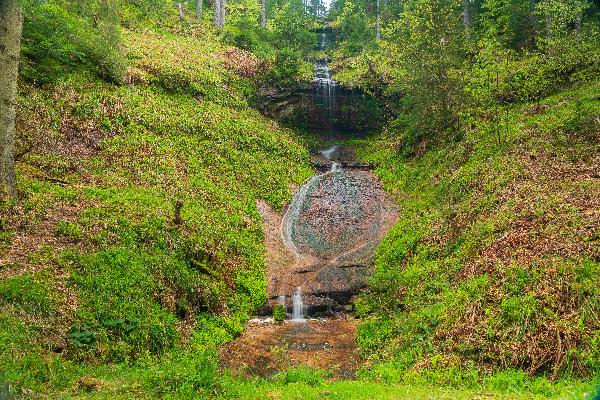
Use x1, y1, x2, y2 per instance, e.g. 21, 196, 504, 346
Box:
220, 48, 268, 78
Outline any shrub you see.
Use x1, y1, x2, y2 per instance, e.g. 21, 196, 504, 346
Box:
21, 3, 126, 83
273, 304, 286, 322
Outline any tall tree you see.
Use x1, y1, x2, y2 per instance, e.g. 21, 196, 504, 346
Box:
220, 0, 226, 25
176, 2, 185, 20
214, 0, 225, 26
396, 0, 466, 136
214, 0, 221, 26
197, 0, 203, 18
376, 0, 381, 39
0, 0, 22, 198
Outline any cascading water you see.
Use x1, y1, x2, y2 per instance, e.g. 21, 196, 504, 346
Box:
319, 145, 338, 159
314, 31, 336, 130
278, 31, 347, 322
282, 144, 343, 255
291, 287, 306, 322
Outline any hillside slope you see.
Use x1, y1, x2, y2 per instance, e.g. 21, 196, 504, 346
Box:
356, 80, 600, 383
0, 26, 312, 397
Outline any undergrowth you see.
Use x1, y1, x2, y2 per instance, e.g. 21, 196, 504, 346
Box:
355, 79, 600, 386
0, 24, 312, 398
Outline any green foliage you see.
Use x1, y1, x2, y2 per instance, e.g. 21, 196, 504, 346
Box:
333, 1, 375, 55
68, 248, 180, 360
356, 81, 600, 381
56, 220, 83, 241
272, 366, 327, 386
273, 304, 287, 322
22, 3, 126, 83
479, 0, 536, 49
0, 274, 56, 317
266, 47, 313, 87
143, 349, 219, 396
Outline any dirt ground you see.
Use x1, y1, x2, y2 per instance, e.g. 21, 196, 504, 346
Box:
220, 316, 362, 379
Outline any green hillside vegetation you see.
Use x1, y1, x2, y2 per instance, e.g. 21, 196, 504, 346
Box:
1, 5, 313, 397
356, 79, 600, 383
0, 0, 599, 398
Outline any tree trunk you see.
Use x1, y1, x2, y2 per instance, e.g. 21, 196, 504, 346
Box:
0, 0, 21, 199
214, 0, 222, 27
176, 3, 184, 21
375, 0, 380, 40
462, 0, 470, 26
196, 0, 203, 19
220, 0, 226, 27
261, 0, 266, 29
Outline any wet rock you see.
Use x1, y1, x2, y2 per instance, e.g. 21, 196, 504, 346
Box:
260, 146, 398, 315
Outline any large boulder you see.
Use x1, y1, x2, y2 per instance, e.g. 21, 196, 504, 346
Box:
261, 156, 397, 315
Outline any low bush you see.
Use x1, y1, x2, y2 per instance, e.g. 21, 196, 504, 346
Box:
273, 304, 286, 322
22, 3, 126, 83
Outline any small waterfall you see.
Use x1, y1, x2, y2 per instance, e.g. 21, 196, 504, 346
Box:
314, 31, 336, 130
278, 295, 287, 309
330, 162, 341, 172
291, 287, 306, 322
319, 145, 338, 159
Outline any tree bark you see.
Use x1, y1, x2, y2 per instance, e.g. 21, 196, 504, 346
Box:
214, 0, 222, 27
220, 0, 226, 27
176, 3, 185, 21
375, 0, 380, 40
196, 0, 203, 19
0, 0, 22, 199
261, 0, 266, 29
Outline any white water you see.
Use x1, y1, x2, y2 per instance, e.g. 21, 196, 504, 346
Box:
281, 174, 323, 256
291, 287, 306, 322
314, 31, 336, 126
319, 145, 338, 159
278, 30, 342, 323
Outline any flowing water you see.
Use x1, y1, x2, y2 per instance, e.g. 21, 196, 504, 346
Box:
280, 32, 343, 322
314, 31, 336, 131
223, 26, 395, 378
291, 287, 306, 322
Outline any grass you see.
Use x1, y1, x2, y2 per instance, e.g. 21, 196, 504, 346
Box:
216, 380, 596, 400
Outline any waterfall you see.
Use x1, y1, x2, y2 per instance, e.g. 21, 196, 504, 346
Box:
314, 30, 336, 131
278, 295, 287, 313
319, 145, 338, 159
281, 174, 323, 256
291, 287, 306, 322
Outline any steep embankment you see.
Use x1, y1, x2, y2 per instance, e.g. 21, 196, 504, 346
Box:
0, 27, 312, 396
356, 81, 600, 382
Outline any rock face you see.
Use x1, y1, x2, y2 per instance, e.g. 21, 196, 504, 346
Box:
260, 146, 397, 315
